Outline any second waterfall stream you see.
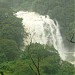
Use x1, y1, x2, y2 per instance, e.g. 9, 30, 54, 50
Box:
16, 11, 67, 60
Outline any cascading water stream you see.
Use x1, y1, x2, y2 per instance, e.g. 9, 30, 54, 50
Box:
15, 11, 69, 61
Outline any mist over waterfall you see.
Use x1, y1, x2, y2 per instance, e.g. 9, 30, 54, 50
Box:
16, 11, 67, 60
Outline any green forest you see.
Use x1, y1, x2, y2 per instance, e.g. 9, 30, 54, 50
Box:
0, 0, 75, 75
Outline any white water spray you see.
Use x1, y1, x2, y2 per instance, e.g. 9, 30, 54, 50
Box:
16, 11, 66, 60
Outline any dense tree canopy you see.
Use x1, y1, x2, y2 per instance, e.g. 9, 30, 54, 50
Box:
0, 39, 20, 62
0, 3, 24, 47
0, 3, 24, 63
0, 43, 74, 75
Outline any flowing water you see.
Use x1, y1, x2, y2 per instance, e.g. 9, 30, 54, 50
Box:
15, 11, 75, 63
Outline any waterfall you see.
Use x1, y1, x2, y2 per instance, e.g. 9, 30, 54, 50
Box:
15, 11, 67, 60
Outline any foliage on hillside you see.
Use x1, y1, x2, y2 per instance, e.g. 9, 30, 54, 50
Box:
0, 1, 74, 75
0, 3, 24, 63
0, 43, 74, 75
